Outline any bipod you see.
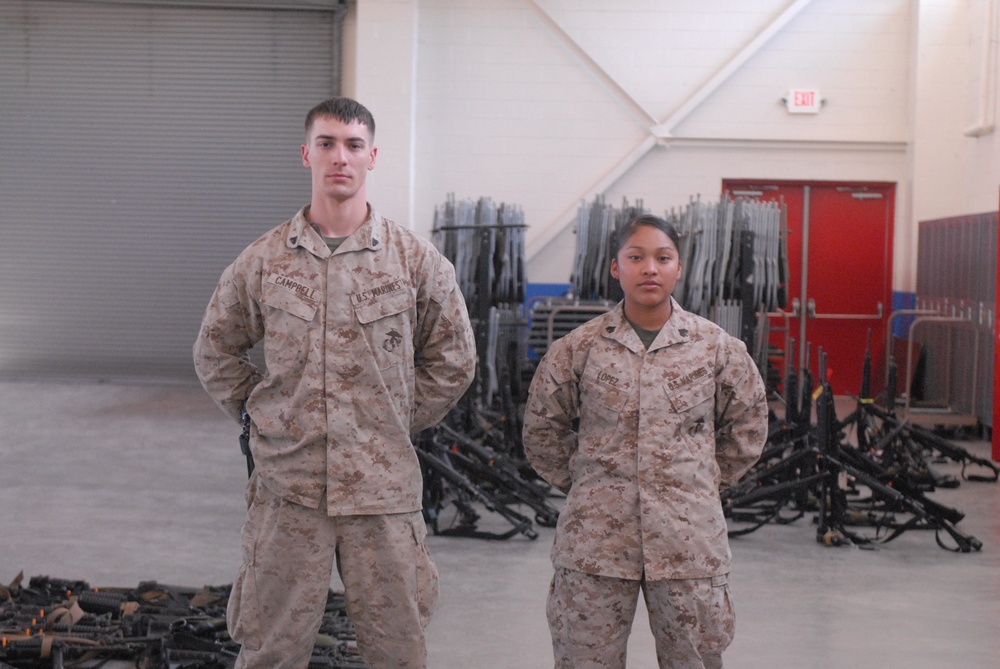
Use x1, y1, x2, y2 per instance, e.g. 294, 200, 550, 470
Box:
764, 338, 810, 448
839, 341, 997, 486
836, 332, 958, 492
865, 403, 999, 483
814, 348, 869, 547
820, 449, 982, 553
723, 339, 984, 551
812, 349, 981, 552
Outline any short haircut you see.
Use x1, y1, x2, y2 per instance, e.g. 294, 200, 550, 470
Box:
304, 97, 376, 141
613, 214, 681, 255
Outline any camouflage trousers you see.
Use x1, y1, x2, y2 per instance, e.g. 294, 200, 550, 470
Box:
547, 567, 735, 669
227, 474, 439, 669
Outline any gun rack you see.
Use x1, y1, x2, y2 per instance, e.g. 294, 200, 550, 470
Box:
424, 194, 560, 541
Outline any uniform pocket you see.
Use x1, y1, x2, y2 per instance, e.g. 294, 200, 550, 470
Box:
662, 377, 716, 470
353, 290, 416, 371
665, 376, 714, 433
260, 279, 318, 322
259, 281, 319, 378
703, 574, 736, 655
408, 513, 439, 627
576, 364, 633, 458
665, 373, 714, 414
226, 563, 263, 651
227, 475, 265, 650
579, 364, 630, 414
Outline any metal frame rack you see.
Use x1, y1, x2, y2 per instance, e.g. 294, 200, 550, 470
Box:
910, 212, 996, 433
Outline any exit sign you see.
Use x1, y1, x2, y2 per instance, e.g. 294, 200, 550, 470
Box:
785, 89, 822, 114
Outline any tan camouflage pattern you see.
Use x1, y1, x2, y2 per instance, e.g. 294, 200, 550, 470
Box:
193, 205, 477, 516
523, 300, 768, 581
547, 567, 734, 669
195, 205, 472, 669
228, 473, 439, 669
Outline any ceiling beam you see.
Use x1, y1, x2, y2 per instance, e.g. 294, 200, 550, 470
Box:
525, 0, 818, 260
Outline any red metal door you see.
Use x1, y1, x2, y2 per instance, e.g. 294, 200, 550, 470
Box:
995, 188, 999, 460
723, 180, 895, 397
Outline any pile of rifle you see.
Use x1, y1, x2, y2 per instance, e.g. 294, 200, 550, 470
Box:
570, 196, 647, 301
432, 193, 526, 309
568, 195, 787, 318
559, 194, 787, 362
423, 195, 560, 541
723, 333, 997, 552
0, 573, 364, 669
672, 194, 788, 321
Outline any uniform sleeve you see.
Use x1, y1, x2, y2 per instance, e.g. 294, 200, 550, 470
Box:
192, 262, 265, 424
410, 253, 477, 434
522, 344, 579, 494
714, 336, 769, 486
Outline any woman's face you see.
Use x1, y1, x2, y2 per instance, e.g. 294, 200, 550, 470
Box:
610, 224, 682, 313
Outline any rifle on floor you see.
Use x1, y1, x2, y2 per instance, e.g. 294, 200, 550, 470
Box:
436, 423, 559, 528
416, 428, 539, 541
864, 404, 999, 483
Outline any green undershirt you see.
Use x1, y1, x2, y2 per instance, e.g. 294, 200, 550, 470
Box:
325, 236, 348, 253
628, 320, 661, 350
309, 223, 347, 253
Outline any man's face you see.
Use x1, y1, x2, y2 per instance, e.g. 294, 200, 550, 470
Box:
301, 115, 377, 203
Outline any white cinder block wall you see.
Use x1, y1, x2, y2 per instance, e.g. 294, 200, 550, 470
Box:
348, 0, 1000, 293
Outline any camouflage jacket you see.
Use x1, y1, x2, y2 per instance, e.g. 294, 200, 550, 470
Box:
522, 300, 767, 580
194, 206, 476, 515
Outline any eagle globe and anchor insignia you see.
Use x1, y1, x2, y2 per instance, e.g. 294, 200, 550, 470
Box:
383, 328, 403, 352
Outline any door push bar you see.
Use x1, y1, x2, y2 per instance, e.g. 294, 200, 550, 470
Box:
791, 298, 884, 320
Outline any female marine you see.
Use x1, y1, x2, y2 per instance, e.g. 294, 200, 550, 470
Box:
522, 214, 768, 669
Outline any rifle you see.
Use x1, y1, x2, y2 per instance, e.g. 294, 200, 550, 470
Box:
416, 429, 539, 541
239, 405, 254, 477
0, 576, 366, 669
868, 407, 1000, 483
436, 423, 559, 528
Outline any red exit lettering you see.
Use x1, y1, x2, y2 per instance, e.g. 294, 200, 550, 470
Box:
785, 89, 821, 114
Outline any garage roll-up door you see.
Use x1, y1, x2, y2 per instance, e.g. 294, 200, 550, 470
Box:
0, 0, 346, 381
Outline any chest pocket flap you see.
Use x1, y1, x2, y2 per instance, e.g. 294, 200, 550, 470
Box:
580, 364, 631, 413
354, 289, 416, 324
665, 369, 715, 416
260, 280, 318, 322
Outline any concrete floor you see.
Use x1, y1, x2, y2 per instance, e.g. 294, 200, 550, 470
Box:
2, 379, 999, 669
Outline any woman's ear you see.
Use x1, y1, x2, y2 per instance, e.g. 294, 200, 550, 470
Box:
610, 258, 620, 280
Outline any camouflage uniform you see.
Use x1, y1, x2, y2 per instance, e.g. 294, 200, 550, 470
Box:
193, 205, 476, 669
523, 300, 768, 669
